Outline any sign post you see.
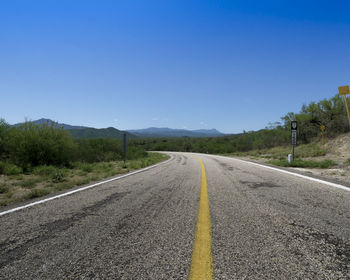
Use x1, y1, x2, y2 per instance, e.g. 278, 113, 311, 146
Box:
123, 133, 127, 168
338, 85, 350, 126
291, 121, 297, 162
320, 125, 326, 146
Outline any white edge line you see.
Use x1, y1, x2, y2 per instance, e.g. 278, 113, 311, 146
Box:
0, 155, 173, 217
200, 153, 350, 192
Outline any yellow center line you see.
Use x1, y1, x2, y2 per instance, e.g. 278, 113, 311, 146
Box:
189, 157, 213, 280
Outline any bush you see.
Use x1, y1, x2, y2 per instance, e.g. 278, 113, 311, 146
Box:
0, 183, 9, 194
33, 165, 58, 176
19, 179, 39, 188
93, 162, 114, 173
317, 160, 336, 169
296, 142, 327, 157
73, 138, 123, 162
0, 119, 9, 157
73, 162, 94, 172
33, 165, 67, 182
51, 169, 67, 183
26, 188, 51, 199
126, 146, 147, 160
5, 122, 76, 168
0, 162, 23, 175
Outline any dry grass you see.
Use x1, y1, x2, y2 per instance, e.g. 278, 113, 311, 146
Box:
0, 153, 169, 207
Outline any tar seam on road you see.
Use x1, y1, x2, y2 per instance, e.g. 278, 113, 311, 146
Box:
0, 155, 173, 217
189, 158, 214, 280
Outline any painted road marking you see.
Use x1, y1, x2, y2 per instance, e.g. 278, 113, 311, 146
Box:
191, 153, 350, 192
214, 155, 350, 192
189, 158, 213, 280
0, 156, 173, 217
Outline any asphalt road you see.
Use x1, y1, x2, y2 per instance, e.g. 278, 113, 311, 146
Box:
0, 152, 349, 279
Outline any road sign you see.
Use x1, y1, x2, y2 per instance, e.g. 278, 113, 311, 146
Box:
320, 125, 326, 132
338, 85, 350, 96
291, 130, 297, 145
290, 122, 297, 162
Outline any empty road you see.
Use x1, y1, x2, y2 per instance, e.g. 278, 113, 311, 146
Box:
0, 152, 349, 279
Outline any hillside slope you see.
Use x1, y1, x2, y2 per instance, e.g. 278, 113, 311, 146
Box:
325, 133, 350, 160
233, 132, 350, 184
14, 119, 135, 139
69, 127, 136, 139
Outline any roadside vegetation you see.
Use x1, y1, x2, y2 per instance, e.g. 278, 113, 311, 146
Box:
0, 153, 166, 206
226, 141, 334, 168
0, 120, 168, 206
267, 158, 336, 169
1, 93, 347, 206
129, 94, 348, 168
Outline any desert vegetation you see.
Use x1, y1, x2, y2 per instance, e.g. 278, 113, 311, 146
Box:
128, 94, 348, 169
0, 121, 167, 206
1, 94, 348, 205
130, 94, 349, 155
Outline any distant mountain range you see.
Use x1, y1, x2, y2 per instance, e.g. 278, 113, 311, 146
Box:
128, 127, 224, 138
14, 119, 225, 139
14, 119, 135, 139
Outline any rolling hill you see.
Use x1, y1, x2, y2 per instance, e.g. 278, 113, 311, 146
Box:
14, 119, 225, 139
14, 119, 135, 139
128, 127, 225, 138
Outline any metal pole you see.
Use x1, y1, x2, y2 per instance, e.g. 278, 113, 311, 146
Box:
343, 95, 350, 126
292, 145, 295, 163
123, 133, 127, 168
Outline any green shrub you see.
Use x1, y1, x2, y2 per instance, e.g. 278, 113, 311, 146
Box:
33, 165, 67, 182
317, 160, 336, 169
5, 122, 76, 168
19, 179, 39, 188
127, 161, 139, 169
0, 162, 23, 175
0, 119, 9, 156
51, 169, 67, 183
26, 188, 51, 199
73, 138, 123, 162
0, 183, 9, 194
127, 146, 147, 160
54, 182, 72, 191
296, 142, 327, 157
141, 159, 147, 168
93, 162, 114, 173
33, 165, 58, 176
73, 162, 94, 172
77, 170, 88, 176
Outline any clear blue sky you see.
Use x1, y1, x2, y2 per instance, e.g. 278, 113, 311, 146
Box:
1, 0, 349, 133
